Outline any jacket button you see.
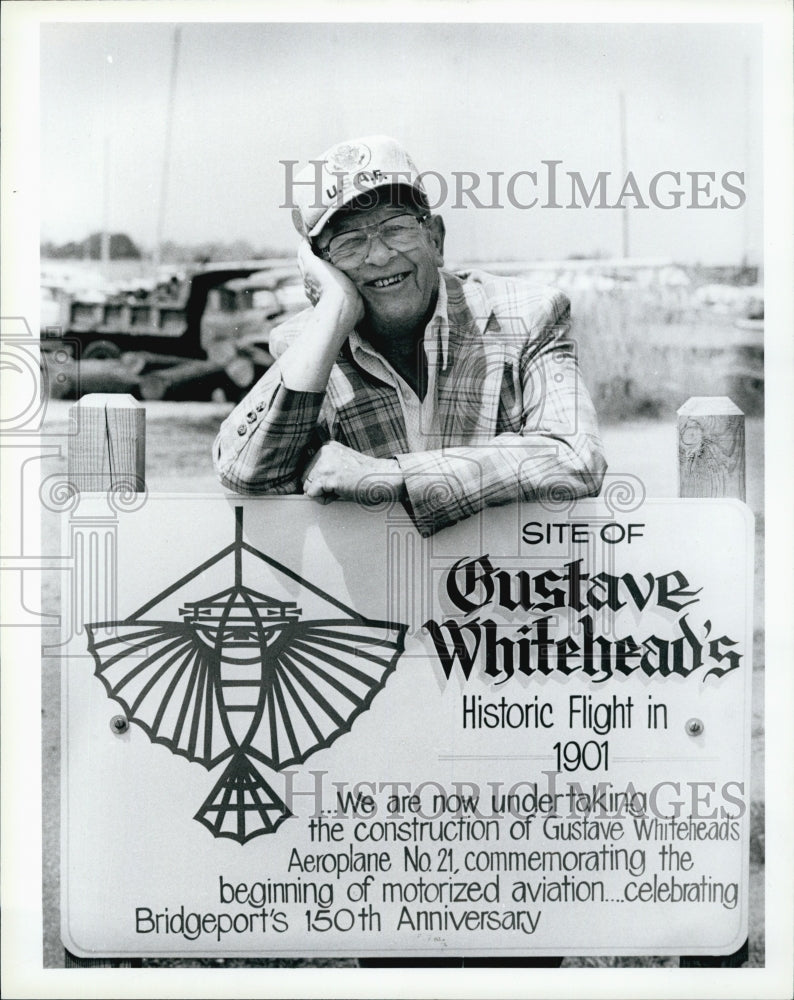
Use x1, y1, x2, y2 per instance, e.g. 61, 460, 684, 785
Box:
256, 401, 265, 411
246, 411, 257, 423
237, 424, 247, 435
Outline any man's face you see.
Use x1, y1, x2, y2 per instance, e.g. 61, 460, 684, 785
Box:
315, 196, 445, 333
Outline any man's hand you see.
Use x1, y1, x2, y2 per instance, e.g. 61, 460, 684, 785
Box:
279, 243, 365, 393
302, 442, 405, 505
297, 239, 365, 340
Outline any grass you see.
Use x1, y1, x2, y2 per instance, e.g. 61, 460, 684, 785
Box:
569, 284, 762, 421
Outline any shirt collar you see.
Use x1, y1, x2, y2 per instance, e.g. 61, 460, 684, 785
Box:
430, 273, 450, 370
442, 269, 501, 343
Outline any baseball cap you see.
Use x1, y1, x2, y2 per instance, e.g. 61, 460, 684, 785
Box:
289, 135, 428, 239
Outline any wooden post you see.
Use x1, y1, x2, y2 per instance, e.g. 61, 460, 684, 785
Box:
63, 394, 145, 969
67, 394, 146, 492
678, 395, 748, 967
677, 396, 745, 501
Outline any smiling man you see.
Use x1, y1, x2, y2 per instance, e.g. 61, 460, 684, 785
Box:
213, 136, 607, 536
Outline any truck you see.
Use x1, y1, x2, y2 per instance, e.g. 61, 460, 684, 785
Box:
41, 260, 305, 401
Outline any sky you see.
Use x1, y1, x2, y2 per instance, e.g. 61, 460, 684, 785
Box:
40, 20, 763, 265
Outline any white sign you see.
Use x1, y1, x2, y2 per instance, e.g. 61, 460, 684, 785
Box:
62, 495, 753, 958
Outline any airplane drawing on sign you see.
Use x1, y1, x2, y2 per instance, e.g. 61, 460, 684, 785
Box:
85, 506, 407, 844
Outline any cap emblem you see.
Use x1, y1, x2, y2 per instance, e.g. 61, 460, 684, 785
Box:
327, 142, 371, 174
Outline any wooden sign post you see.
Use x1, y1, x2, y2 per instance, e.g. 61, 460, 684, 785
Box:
678, 397, 745, 502
67, 393, 146, 494
677, 396, 749, 967
64, 394, 145, 969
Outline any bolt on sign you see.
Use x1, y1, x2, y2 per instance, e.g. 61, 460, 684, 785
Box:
61, 495, 753, 958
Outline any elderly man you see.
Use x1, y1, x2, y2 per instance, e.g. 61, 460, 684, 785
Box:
213, 136, 606, 535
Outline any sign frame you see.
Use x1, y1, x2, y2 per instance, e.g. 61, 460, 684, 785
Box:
61, 494, 753, 959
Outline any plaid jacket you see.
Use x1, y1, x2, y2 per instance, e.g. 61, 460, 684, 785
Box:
213, 269, 607, 536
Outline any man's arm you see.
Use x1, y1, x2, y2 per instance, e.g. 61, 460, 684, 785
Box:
213, 241, 382, 495
394, 304, 607, 536
278, 241, 364, 391
212, 360, 324, 494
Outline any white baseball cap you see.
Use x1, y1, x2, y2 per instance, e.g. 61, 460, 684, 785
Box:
289, 135, 428, 239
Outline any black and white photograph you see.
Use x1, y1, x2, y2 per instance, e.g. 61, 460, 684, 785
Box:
1, 2, 792, 998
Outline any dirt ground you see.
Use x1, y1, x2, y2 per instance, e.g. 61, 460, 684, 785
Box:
39, 402, 765, 969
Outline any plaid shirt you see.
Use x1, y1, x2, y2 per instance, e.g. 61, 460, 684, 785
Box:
213, 269, 607, 536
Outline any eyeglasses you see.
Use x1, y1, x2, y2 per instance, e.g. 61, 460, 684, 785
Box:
316, 214, 429, 269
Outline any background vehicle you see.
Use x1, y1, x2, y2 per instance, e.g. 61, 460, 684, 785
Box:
41, 260, 305, 401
